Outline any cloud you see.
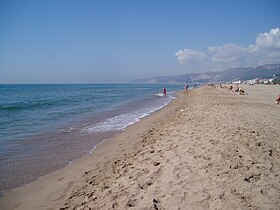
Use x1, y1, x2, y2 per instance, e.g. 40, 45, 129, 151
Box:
256, 28, 280, 50
175, 49, 206, 64
208, 43, 259, 66
209, 28, 280, 66
209, 44, 254, 62
176, 28, 280, 69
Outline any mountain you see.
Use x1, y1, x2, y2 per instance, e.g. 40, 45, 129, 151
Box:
130, 64, 280, 84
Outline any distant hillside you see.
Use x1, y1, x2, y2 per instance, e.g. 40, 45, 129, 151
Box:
130, 64, 280, 84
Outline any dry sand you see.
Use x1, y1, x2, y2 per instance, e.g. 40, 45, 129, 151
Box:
0, 84, 280, 210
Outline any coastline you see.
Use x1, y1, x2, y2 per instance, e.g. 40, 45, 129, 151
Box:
0, 84, 178, 194
0, 88, 180, 209
1, 84, 280, 209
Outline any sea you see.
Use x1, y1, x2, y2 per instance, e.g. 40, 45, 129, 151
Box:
0, 84, 183, 194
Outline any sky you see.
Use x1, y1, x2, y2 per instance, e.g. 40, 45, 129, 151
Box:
0, 0, 280, 84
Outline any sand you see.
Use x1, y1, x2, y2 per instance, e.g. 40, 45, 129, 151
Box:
0, 84, 280, 210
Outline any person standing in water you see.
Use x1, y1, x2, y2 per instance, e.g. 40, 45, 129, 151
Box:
163, 87, 167, 96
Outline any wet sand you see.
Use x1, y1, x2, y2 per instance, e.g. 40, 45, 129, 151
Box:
0, 84, 280, 210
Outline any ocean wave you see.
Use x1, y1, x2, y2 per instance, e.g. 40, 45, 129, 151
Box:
0, 98, 81, 112
0, 100, 59, 111
83, 112, 141, 133
83, 94, 175, 133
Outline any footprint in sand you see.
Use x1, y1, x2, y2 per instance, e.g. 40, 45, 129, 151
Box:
153, 198, 160, 210
153, 161, 161, 166
138, 180, 153, 190
209, 139, 220, 145
126, 199, 138, 208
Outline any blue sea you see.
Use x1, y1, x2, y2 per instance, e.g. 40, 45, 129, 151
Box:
0, 84, 182, 193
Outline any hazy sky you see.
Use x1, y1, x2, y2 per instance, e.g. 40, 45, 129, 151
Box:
0, 0, 280, 83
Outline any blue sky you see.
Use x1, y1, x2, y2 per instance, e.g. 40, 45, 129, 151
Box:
0, 0, 279, 83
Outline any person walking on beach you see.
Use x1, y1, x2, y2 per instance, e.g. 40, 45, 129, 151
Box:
163, 87, 167, 96
185, 83, 189, 91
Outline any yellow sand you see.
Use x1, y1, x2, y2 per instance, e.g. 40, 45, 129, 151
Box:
1, 84, 280, 210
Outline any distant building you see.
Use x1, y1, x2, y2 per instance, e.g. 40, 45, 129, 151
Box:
246, 79, 259, 85
232, 80, 241, 84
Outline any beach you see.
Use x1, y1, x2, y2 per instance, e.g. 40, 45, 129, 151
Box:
1, 84, 280, 209
0, 84, 179, 193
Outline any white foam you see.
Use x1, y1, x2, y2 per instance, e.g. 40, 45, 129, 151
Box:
155, 92, 164, 97
83, 112, 141, 133
83, 94, 175, 134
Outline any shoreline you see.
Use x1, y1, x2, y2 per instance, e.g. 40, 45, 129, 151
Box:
0, 87, 177, 194
0, 88, 181, 209
1, 85, 280, 209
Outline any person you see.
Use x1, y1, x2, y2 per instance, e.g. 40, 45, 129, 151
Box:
163, 87, 167, 96
185, 83, 188, 91
238, 88, 246, 95
276, 94, 280, 104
